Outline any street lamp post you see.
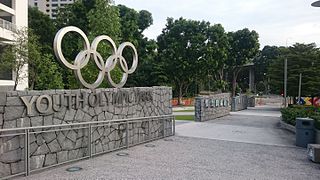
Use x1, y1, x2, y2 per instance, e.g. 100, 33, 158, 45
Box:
284, 38, 291, 107
284, 58, 287, 107
298, 73, 302, 104
312, 1, 320, 7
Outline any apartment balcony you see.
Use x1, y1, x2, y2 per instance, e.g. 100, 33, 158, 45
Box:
0, 18, 15, 41
0, 0, 16, 41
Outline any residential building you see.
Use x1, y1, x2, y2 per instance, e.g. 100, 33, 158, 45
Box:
0, 0, 28, 91
28, 0, 75, 19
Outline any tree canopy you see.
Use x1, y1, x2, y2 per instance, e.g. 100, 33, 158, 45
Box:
268, 43, 320, 96
157, 18, 210, 103
26, 1, 264, 101
227, 28, 260, 96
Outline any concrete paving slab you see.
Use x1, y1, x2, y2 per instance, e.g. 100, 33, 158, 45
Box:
16, 104, 316, 180
18, 136, 320, 180
176, 105, 293, 147
176, 122, 295, 147
231, 105, 281, 117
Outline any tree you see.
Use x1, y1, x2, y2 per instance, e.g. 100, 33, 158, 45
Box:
138, 10, 153, 33
253, 46, 280, 85
227, 28, 260, 96
203, 24, 229, 91
0, 28, 63, 90
117, 5, 158, 87
55, 0, 122, 89
32, 54, 64, 90
157, 18, 209, 104
0, 28, 30, 90
28, 7, 64, 90
268, 43, 320, 96
28, 7, 57, 54
27, 29, 64, 90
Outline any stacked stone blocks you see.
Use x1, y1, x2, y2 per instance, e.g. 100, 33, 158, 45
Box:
0, 87, 173, 178
231, 95, 248, 112
195, 93, 231, 122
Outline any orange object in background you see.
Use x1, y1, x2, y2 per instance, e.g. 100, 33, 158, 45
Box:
171, 98, 194, 106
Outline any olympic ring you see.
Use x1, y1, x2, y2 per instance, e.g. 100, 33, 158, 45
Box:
53, 26, 138, 89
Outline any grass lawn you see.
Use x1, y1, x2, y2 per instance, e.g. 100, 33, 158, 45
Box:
174, 115, 194, 121
173, 110, 195, 112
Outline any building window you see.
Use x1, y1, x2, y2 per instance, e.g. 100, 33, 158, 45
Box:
0, 69, 12, 80
52, 4, 58, 7
0, 0, 12, 8
34, 2, 38, 6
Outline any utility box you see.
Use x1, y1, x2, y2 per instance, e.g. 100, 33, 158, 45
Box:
307, 144, 320, 163
296, 118, 315, 148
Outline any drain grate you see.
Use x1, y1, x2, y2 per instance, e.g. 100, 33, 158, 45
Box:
145, 144, 156, 147
66, 166, 83, 172
116, 152, 129, 156
164, 138, 174, 142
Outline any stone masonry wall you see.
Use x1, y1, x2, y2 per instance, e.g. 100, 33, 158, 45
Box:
231, 95, 248, 112
195, 93, 231, 122
0, 87, 173, 178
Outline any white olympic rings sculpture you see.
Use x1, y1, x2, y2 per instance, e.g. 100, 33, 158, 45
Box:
53, 26, 138, 89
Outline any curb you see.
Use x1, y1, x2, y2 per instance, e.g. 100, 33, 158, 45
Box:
279, 119, 296, 133
280, 118, 320, 144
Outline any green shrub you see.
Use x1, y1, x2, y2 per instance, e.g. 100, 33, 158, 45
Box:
281, 106, 320, 130
310, 115, 320, 130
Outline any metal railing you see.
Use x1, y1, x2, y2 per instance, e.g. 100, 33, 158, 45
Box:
0, 115, 175, 179
0, 18, 17, 33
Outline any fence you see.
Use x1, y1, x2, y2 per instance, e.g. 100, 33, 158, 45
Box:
0, 115, 175, 179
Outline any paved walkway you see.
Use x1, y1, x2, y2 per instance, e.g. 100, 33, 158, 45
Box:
18, 105, 320, 180
176, 105, 294, 147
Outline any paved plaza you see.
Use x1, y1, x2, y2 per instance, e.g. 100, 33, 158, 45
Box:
18, 105, 320, 180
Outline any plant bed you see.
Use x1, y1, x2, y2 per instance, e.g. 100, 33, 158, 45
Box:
280, 105, 320, 130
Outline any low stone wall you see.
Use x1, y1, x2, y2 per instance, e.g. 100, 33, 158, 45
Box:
255, 97, 284, 106
195, 93, 231, 122
0, 87, 173, 178
248, 96, 255, 107
231, 95, 248, 112
279, 119, 296, 133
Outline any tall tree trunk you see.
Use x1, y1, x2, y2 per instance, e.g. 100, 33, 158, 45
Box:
232, 69, 241, 97
13, 73, 19, 91
232, 73, 237, 97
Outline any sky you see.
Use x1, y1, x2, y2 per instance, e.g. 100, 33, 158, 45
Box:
116, 0, 320, 48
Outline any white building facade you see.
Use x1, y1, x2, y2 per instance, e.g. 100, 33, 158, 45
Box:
28, 0, 75, 19
0, 0, 28, 91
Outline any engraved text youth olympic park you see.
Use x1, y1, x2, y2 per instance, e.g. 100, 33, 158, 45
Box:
20, 90, 153, 116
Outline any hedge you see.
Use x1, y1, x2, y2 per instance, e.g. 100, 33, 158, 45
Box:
281, 105, 320, 130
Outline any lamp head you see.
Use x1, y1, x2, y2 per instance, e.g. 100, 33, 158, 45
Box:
312, 1, 320, 7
